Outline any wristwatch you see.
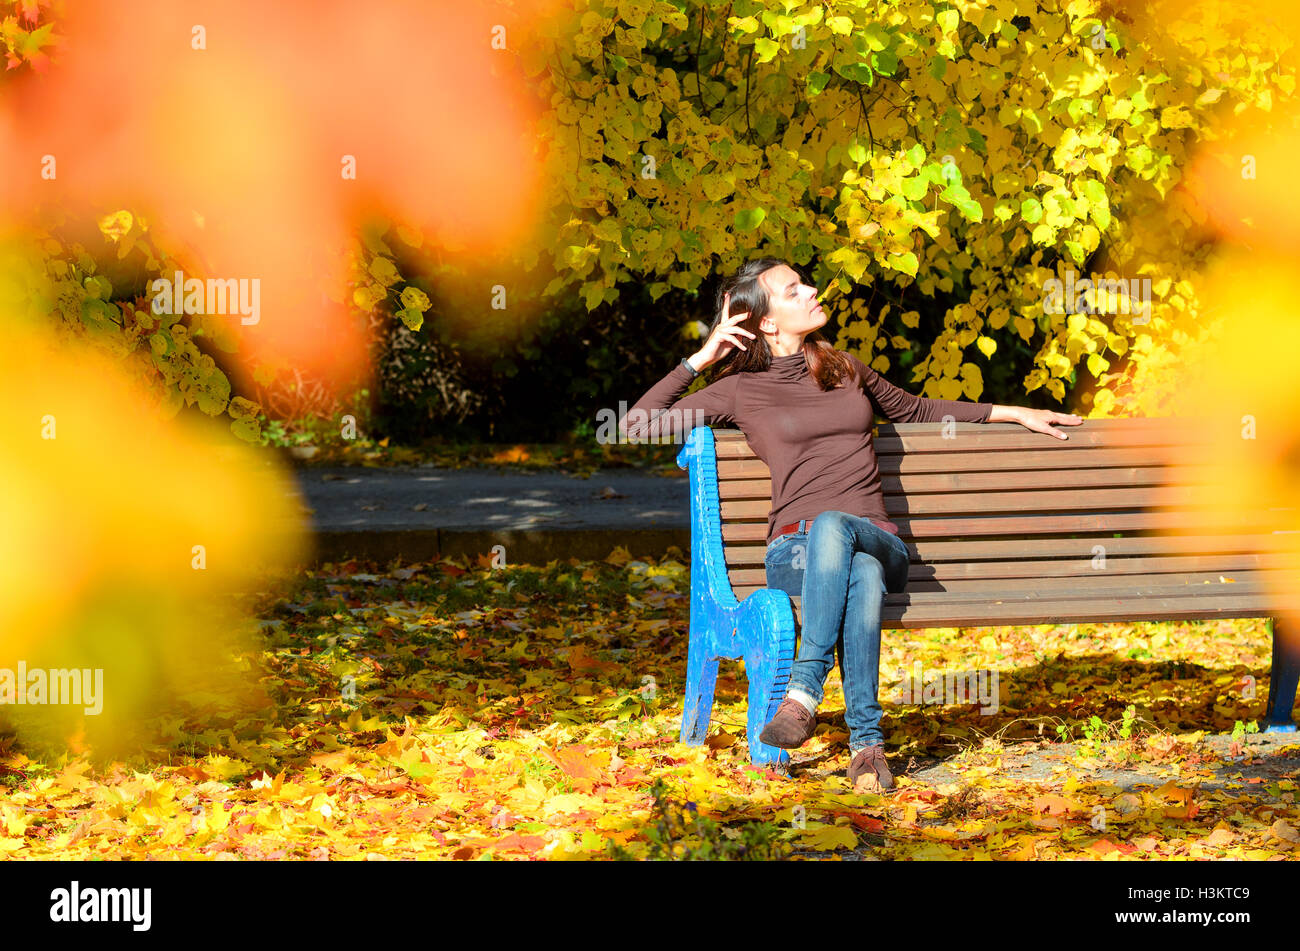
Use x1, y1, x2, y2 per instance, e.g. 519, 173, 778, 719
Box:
681, 356, 700, 379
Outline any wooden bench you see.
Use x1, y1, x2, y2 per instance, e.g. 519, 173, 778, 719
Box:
674, 418, 1300, 767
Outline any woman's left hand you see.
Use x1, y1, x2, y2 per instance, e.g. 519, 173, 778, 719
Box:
1015, 407, 1084, 440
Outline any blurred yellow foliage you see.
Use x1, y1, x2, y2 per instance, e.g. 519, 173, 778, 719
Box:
0, 321, 308, 757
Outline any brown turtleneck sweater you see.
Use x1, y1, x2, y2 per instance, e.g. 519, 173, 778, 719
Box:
618, 351, 992, 544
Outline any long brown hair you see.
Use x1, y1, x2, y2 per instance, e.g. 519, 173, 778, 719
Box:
702, 257, 855, 391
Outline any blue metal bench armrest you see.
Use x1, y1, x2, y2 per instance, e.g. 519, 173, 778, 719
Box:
676, 426, 798, 767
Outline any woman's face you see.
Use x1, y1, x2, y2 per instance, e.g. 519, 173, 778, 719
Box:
756, 264, 828, 342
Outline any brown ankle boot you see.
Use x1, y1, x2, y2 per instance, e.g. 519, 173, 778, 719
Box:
758, 697, 817, 749
848, 743, 895, 792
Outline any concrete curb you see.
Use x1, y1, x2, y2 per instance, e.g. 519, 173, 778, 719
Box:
307, 527, 691, 566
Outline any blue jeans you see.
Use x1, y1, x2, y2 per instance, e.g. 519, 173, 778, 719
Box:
763, 510, 911, 751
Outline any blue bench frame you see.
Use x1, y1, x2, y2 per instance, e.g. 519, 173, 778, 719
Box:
676, 426, 797, 768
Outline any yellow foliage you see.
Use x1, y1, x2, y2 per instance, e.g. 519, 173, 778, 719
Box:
521, 0, 1294, 411
0, 321, 308, 756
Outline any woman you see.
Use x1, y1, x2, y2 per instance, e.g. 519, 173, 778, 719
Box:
619, 258, 1082, 792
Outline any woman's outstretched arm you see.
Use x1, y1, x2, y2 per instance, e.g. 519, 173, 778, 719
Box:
850, 354, 1082, 438
850, 354, 992, 424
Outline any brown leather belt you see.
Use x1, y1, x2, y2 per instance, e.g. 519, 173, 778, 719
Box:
774, 519, 809, 538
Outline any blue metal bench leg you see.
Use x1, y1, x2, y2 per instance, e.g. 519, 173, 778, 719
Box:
738, 591, 796, 768
1265, 616, 1300, 732
680, 622, 721, 746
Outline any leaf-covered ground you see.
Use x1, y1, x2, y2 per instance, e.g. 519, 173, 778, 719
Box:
2, 548, 1298, 860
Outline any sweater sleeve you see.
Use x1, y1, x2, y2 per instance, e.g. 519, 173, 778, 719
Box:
849, 354, 991, 424
618, 361, 740, 440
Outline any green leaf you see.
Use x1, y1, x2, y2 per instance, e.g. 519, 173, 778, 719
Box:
940, 181, 970, 204
228, 396, 260, 419
928, 55, 947, 80
836, 60, 873, 85
230, 415, 261, 443
400, 286, 431, 312
398, 307, 425, 331
80, 298, 119, 335
368, 256, 400, 287
807, 71, 831, 96
901, 176, 929, 201
1021, 198, 1043, 223
966, 127, 986, 154
871, 49, 898, 75
754, 37, 780, 63
863, 23, 891, 51
735, 207, 767, 231
888, 251, 919, 276
83, 274, 112, 300
20, 23, 54, 56
195, 368, 232, 416
906, 143, 926, 167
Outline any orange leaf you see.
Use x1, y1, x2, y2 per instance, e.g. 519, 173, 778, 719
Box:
1032, 794, 1073, 816
543, 744, 607, 789
1164, 801, 1200, 820
1155, 781, 1196, 805
615, 766, 648, 786
309, 751, 353, 773
1089, 838, 1122, 856
852, 815, 885, 834
487, 833, 547, 853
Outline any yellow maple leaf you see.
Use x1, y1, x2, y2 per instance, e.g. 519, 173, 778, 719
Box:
800, 822, 858, 850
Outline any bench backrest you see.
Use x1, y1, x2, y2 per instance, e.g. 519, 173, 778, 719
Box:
677, 417, 1300, 628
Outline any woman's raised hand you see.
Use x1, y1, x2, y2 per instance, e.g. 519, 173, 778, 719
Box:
693, 291, 756, 368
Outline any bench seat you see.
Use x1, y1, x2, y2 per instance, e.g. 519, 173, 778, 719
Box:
675, 417, 1300, 766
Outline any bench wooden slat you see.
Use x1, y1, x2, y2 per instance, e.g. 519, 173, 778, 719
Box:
732, 573, 1298, 603
722, 534, 1300, 567
909, 533, 1300, 560
712, 415, 1196, 441
874, 426, 1212, 455
720, 510, 1289, 542
881, 594, 1286, 626
717, 464, 1221, 499
721, 485, 1291, 519
916, 570, 1286, 595
726, 553, 1300, 587
714, 418, 1214, 457
718, 446, 1217, 476
733, 591, 1295, 628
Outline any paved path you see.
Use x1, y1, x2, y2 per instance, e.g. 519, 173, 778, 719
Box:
287, 465, 693, 564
